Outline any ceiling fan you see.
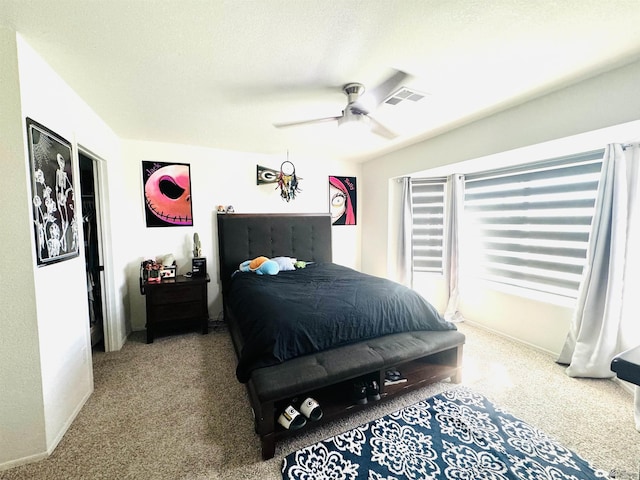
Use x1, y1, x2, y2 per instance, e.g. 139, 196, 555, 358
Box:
273, 69, 410, 139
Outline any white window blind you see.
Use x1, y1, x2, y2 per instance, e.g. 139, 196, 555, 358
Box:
411, 178, 446, 273
463, 149, 604, 298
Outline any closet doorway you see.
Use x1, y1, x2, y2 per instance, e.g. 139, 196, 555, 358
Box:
79, 151, 106, 350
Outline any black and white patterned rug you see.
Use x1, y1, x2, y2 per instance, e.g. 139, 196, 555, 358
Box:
282, 387, 608, 480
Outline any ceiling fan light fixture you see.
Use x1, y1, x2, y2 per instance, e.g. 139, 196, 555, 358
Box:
337, 110, 369, 136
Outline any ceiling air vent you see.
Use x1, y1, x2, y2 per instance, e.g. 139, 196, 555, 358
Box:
384, 87, 427, 106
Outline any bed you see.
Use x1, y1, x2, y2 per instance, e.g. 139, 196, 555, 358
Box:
217, 213, 465, 459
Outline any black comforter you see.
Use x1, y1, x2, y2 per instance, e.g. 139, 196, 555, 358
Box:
228, 262, 455, 382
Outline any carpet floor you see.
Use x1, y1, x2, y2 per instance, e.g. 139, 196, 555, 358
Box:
1, 322, 638, 479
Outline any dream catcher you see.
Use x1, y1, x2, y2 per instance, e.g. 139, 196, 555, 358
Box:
277, 160, 301, 202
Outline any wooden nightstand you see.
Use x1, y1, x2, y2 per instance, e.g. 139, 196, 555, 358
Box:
141, 274, 210, 343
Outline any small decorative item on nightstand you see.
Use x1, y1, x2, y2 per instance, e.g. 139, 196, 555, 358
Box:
193, 232, 202, 257
160, 263, 176, 278
192, 257, 207, 277
147, 266, 161, 283
141, 259, 162, 284
191, 232, 206, 277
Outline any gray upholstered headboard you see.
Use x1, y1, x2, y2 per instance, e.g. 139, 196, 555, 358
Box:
216, 213, 332, 296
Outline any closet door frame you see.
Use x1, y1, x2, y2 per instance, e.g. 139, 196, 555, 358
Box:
78, 146, 117, 352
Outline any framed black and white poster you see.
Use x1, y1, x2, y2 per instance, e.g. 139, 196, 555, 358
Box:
26, 118, 79, 266
142, 161, 193, 227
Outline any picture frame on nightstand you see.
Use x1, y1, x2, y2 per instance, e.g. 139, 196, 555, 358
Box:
192, 257, 207, 277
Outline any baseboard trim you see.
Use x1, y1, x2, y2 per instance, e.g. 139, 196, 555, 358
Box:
462, 318, 559, 358
0, 451, 48, 472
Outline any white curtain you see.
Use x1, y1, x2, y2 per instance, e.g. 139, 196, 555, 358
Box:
557, 143, 640, 427
396, 177, 413, 287
444, 174, 464, 322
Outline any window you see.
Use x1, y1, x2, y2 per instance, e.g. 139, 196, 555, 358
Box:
411, 178, 446, 274
463, 150, 604, 298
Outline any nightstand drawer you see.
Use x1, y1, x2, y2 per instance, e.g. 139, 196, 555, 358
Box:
150, 301, 204, 322
152, 284, 202, 304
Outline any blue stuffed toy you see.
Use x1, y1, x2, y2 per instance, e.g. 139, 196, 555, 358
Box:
238, 256, 280, 275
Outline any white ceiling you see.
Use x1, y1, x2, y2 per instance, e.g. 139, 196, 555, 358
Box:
3, 0, 640, 162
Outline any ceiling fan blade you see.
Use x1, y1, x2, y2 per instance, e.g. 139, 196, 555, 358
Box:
353, 69, 411, 114
366, 115, 398, 139
273, 115, 341, 129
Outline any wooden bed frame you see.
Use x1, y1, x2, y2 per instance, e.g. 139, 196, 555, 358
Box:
216, 213, 465, 459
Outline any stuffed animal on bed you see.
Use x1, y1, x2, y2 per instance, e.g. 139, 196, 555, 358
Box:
239, 256, 280, 275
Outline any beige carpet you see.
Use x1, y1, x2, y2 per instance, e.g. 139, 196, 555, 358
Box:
2, 322, 638, 479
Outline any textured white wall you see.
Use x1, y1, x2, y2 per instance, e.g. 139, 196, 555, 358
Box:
17, 36, 95, 453
0, 25, 47, 468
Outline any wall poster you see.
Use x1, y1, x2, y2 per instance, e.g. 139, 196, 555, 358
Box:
329, 176, 357, 225
142, 161, 193, 227
26, 118, 79, 266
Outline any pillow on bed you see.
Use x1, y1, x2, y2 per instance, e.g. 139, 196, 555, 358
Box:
272, 256, 296, 271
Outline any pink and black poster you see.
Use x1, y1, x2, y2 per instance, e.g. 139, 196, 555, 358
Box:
142, 161, 193, 227
329, 176, 356, 225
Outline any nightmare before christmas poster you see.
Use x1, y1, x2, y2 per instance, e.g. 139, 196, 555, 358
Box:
26, 118, 80, 266
329, 176, 357, 225
142, 161, 193, 227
